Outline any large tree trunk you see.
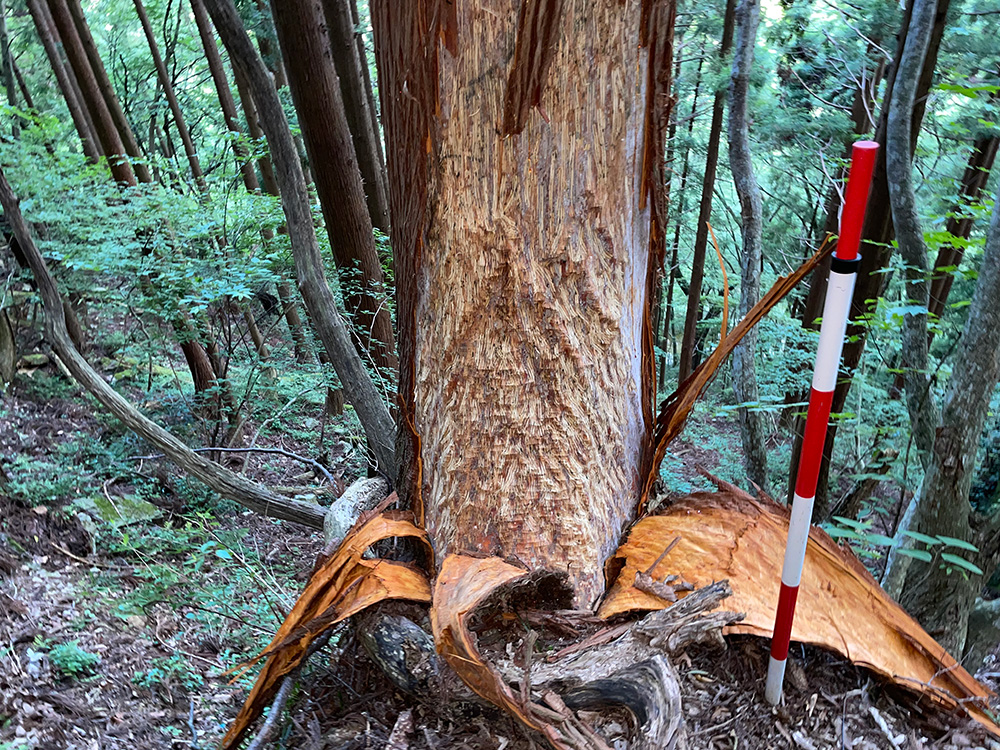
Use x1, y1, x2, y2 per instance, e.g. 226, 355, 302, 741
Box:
727, 0, 768, 492
203, 0, 395, 474
677, 0, 736, 383
898, 185, 1000, 655
45, 0, 135, 185
25, 0, 100, 160
375, 0, 674, 605
62, 0, 153, 183
270, 0, 397, 376
133, 0, 207, 193
322, 0, 391, 233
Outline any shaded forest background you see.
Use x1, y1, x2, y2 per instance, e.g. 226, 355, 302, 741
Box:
0, 0, 999, 746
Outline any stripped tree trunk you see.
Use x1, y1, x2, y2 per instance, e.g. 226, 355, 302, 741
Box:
678, 0, 736, 383
25, 0, 100, 160
270, 0, 397, 376
375, 0, 676, 605
727, 0, 768, 493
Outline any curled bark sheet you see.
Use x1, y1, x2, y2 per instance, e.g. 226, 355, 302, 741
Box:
599, 489, 999, 733
223, 502, 434, 750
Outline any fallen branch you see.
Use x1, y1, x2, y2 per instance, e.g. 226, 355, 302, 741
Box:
130, 446, 339, 487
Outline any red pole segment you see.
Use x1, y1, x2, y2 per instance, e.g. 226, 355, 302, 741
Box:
764, 140, 878, 705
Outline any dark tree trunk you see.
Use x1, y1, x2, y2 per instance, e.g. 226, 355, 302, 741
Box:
190, 0, 260, 193
133, 0, 207, 193
62, 0, 152, 182
13, 61, 35, 111
270, 0, 397, 376
277, 280, 315, 364
25, 0, 100, 160
231, 62, 279, 197
0, 0, 20, 138
727, 0, 768, 492
678, 0, 736, 383
203, 0, 395, 473
322, 0, 391, 233
45, 0, 135, 184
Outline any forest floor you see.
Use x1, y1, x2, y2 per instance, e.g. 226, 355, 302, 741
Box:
2, 346, 1000, 749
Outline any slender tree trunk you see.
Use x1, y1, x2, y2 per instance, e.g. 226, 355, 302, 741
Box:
189, 0, 260, 193
277, 279, 314, 364
270, 0, 397, 376
374, 0, 675, 604
45, 0, 135, 184
678, 0, 736, 383
203, 0, 395, 474
0, 0, 20, 138
25, 0, 100, 160
727, 0, 768, 492
62, 0, 152, 183
886, 0, 939, 466
13, 61, 34, 110
254, 0, 287, 88
349, 0, 386, 195
231, 63, 279, 197
897, 186, 1000, 655
133, 0, 207, 193
322, 0, 390, 233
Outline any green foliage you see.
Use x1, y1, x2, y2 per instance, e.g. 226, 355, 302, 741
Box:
46, 640, 101, 679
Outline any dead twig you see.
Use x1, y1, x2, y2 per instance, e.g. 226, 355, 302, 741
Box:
129, 446, 338, 487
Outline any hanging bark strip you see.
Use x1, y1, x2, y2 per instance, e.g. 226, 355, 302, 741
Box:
638, 238, 834, 512
501, 0, 566, 135
599, 488, 998, 734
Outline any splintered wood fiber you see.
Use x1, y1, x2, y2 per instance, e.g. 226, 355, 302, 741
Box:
416, 0, 651, 605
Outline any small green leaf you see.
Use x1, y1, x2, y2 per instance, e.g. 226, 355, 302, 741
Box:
826, 528, 862, 541
897, 548, 933, 563
940, 553, 983, 576
831, 516, 867, 531
865, 533, 896, 547
936, 535, 978, 552
902, 530, 941, 546
215, 549, 233, 560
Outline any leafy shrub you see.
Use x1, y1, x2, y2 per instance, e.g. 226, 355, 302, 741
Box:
49, 640, 100, 678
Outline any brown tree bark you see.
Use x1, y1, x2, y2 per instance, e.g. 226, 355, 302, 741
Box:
0, 0, 20, 138
45, 0, 134, 184
375, 0, 675, 604
189, 0, 260, 193
62, 0, 152, 183
322, 0, 391, 233
25, 0, 100, 160
13, 61, 34, 111
0, 166, 327, 529
277, 279, 314, 364
203, 0, 395, 474
728, 0, 768, 492
231, 62, 279, 197
270, 0, 396, 375
678, 0, 736, 383
133, 0, 207, 193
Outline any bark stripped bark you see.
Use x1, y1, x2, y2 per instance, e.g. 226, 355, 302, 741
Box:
727, 0, 768, 492
203, 0, 395, 474
678, 0, 736, 383
25, 0, 100, 160
375, 0, 675, 605
270, 0, 397, 376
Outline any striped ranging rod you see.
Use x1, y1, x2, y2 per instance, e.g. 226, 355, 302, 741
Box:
764, 140, 879, 706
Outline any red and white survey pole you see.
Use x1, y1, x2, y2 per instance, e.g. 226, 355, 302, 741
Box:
764, 140, 879, 706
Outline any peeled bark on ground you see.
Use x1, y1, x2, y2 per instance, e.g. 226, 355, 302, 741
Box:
896, 187, 1000, 656
0, 166, 327, 529
62, 0, 152, 183
322, 0, 391, 233
25, 0, 100, 160
726, 0, 769, 493
203, 0, 395, 474
885, 0, 938, 467
678, 0, 736, 383
45, 0, 135, 185
270, 0, 397, 376
133, 0, 207, 192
